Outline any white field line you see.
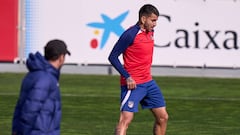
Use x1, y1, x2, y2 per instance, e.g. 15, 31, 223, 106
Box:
166, 96, 240, 101
1, 92, 240, 101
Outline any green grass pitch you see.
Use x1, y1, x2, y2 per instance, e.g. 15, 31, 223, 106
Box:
0, 73, 240, 135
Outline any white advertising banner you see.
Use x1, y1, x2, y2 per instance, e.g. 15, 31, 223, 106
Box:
24, 0, 240, 67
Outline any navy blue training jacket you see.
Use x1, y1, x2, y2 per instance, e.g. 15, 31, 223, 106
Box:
12, 52, 62, 135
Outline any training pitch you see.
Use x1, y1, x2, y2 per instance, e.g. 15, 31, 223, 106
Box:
0, 73, 240, 135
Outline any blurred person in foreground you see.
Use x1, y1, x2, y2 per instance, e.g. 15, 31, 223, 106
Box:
12, 39, 71, 135
108, 4, 168, 135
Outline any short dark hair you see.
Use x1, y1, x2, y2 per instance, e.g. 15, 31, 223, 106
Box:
138, 4, 159, 23
44, 39, 71, 61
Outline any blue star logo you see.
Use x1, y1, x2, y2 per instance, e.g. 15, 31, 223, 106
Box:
87, 11, 129, 49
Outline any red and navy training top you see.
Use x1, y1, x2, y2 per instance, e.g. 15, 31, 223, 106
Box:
108, 24, 154, 85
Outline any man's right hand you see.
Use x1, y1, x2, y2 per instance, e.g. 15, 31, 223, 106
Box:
126, 77, 137, 90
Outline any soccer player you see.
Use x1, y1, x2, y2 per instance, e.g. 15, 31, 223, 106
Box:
12, 39, 71, 135
108, 4, 168, 135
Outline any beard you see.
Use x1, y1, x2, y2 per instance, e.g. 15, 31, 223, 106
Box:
143, 23, 152, 33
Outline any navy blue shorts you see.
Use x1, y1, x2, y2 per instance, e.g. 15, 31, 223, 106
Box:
120, 80, 166, 112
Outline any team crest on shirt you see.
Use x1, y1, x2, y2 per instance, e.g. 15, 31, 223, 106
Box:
128, 101, 134, 108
